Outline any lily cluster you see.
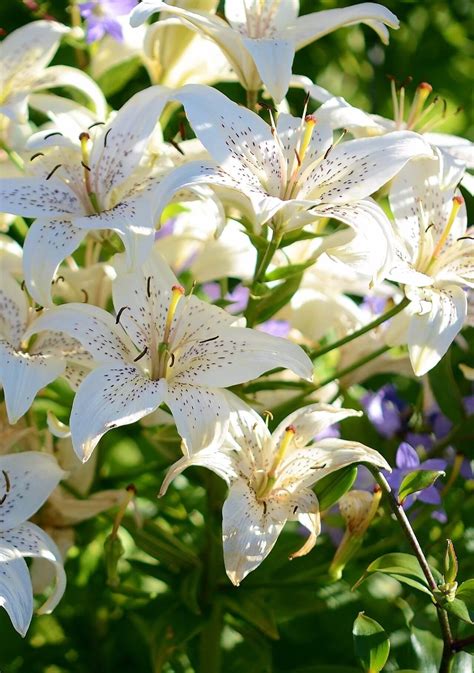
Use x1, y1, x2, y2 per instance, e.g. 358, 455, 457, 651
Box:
0, 0, 472, 641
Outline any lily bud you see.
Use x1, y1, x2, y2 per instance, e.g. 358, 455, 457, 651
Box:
329, 488, 381, 580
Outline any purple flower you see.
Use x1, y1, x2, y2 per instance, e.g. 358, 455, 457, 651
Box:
80, 0, 137, 43
203, 283, 249, 314
257, 319, 291, 339
362, 384, 408, 438
384, 442, 447, 511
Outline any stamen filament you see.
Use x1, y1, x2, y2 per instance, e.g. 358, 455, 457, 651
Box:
269, 425, 296, 478
430, 196, 463, 262
406, 82, 432, 129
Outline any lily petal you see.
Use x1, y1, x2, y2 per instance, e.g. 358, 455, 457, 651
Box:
0, 177, 82, 217
406, 284, 467, 376
242, 37, 294, 103
23, 218, 85, 307
70, 365, 167, 461
222, 480, 286, 585
0, 452, 66, 530
0, 542, 32, 637
289, 3, 399, 49
272, 404, 361, 450
0, 343, 65, 423
2, 523, 66, 616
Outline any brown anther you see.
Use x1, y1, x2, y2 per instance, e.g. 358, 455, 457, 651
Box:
133, 346, 148, 362
88, 121, 105, 130
115, 305, 130, 325
44, 131, 63, 140
169, 139, 185, 156
45, 164, 62, 180
81, 288, 89, 303
81, 161, 91, 171
294, 148, 302, 167
104, 128, 112, 147
179, 121, 187, 141
126, 483, 137, 494
418, 82, 433, 92
30, 152, 44, 162
146, 275, 152, 298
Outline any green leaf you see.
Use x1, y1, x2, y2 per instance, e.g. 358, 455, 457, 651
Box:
398, 469, 445, 503
264, 260, 314, 282
439, 597, 474, 624
352, 612, 390, 673
354, 553, 434, 595
428, 352, 465, 423
223, 592, 279, 640
96, 57, 142, 97
313, 466, 357, 511
253, 273, 304, 323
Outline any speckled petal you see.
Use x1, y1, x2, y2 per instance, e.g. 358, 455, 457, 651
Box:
0, 177, 82, 217
165, 384, 230, 453
89, 85, 170, 197
2, 522, 66, 615
0, 542, 32, 637
0, 452, 65, 531
23, 217, 85, 307
24, 303, 135, 365
222, 479, 287, 586
70, 365, 167, 461
0, 342, 65, 423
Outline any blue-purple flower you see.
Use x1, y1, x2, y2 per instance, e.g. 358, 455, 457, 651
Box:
384, 442, 447, 517
362, 384, 409, 439
80, 0, 137, 43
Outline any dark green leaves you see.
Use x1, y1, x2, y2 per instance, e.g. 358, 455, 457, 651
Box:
352, 613, 390, 672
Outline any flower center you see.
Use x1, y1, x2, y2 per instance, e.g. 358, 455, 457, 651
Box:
390, 79, 461, 133
150, 284, 185, 380
255, 425, 296, 499
79, 132, 101, 213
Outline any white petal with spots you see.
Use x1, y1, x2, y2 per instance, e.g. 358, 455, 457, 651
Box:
0, 452, 65, 531
70, 365, 167, 461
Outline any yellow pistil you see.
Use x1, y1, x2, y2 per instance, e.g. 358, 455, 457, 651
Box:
79, 132, 100, 213
255, 425, 297, 500
162, 284, 184, 345
428, 195, 463, 268
406, 82, 433, 129
152, 285, 185, 380
298, 115, 317, 164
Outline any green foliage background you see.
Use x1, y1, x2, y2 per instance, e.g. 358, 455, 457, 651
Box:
0, 1, 473, 672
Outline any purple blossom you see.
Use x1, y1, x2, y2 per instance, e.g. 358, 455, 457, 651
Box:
362, 384, 409, 438
79, 0, 137, 43
384, 442, 447, 513
257, 319, 291, 338
203, 283, 249, 314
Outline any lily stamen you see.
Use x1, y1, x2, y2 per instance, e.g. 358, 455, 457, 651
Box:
406, 81, 432, 128
429, 196, 464, 263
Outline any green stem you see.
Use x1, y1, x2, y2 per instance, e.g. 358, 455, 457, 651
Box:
313, 345, 391, 389
245, 228, 282, 327
199, 600, 223, 673
368, 469, 454, 673
309, 297, 410, 361
0, 141, 24, 172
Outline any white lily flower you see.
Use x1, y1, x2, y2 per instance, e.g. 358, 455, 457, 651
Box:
0, 86, 171, 307
130, 1, 398, 103
0, 21, 106, 127
27, 250, 313, 461
0, 271, 92, 423
160, 393, 390, 585
0, 451, 67, 636
299, 77, 474, 182
385, 153, 473, 376
151, 84, 433, 279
